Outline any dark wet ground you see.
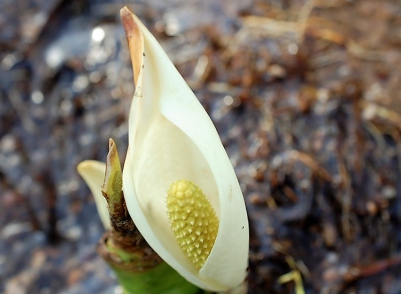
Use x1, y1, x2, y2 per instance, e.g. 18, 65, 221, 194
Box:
2, 0, 401, 293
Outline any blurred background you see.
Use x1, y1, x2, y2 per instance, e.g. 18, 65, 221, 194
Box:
2, 0, 401, 293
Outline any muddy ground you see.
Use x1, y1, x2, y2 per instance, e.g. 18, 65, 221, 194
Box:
1, 0, 401, 293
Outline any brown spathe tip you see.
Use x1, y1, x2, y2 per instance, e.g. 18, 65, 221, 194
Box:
120, 7, 144, 87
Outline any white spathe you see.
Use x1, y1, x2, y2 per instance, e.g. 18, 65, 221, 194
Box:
121, 7, 248, 292
77, 160, 111, 230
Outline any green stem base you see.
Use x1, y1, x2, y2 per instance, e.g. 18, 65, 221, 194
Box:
114, 262, 200, 294
97, 232, 200, 294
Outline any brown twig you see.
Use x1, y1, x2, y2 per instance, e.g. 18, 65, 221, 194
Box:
345, 255, 401, 283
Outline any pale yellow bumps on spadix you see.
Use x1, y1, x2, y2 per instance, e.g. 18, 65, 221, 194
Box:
167, 180, 219, 269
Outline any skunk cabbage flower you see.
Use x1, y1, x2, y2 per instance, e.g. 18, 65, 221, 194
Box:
120, 7, 248, 292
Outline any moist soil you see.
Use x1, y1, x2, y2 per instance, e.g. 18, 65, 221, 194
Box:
1, 1, 401, 293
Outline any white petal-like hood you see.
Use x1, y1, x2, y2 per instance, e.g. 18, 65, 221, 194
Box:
77, 160, 111, 229
121, 8, 248, 292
